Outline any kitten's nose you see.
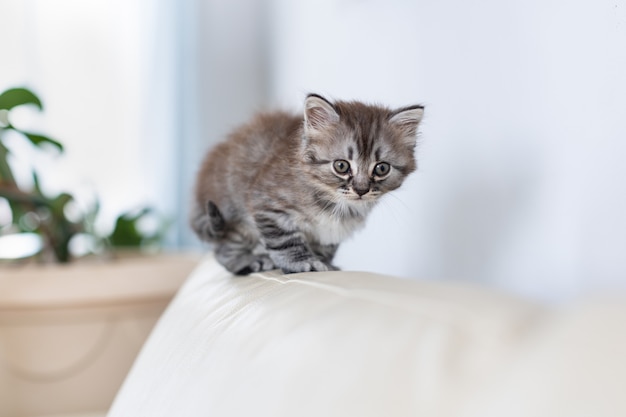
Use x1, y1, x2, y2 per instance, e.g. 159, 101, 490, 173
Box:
353, 187, 369, 197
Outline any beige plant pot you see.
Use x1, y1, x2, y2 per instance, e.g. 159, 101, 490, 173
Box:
0, 253, 200, 417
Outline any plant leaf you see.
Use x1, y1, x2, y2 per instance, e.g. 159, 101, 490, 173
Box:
18, 131, 64, 152
108, 208, 151, 247
0, 142, 16, 185
32, 171, 44, 196
50, 193, 73, 212
0, 88, 43, 111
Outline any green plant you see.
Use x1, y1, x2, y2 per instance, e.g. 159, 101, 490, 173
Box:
0, 87, 167, 262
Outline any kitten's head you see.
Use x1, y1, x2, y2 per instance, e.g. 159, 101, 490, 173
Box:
301, 93, 424, 214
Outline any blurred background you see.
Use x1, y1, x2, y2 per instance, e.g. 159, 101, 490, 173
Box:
2, 0, 625, 302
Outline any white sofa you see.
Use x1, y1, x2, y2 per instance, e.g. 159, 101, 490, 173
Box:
108, 255, 626, 417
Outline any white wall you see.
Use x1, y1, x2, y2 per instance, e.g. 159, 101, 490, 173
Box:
0, 0, 170, 236
267, 0, 626, 301
0, 0, 271, 248
3, 0, 625, 301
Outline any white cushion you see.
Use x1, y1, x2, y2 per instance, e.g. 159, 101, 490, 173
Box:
108, 255, 626, 417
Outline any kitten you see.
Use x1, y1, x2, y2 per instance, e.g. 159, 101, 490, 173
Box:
191, 93, 424, 275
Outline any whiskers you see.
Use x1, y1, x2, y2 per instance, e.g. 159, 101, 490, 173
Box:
377, 191, 413, 229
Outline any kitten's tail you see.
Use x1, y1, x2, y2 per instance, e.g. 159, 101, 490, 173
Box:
191, 200, 226, 241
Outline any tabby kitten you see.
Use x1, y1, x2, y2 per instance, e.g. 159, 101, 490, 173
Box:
191, 93, 424, 275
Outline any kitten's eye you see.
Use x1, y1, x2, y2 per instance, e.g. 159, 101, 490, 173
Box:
333, 159, 350, 174
374, 162, 391, 177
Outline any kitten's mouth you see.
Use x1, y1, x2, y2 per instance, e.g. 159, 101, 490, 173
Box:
338, 187, 380, 202
348, 192, 380, 201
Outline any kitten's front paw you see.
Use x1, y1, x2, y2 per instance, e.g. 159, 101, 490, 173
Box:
234, 255, 275, 275
280, 259, 333, 274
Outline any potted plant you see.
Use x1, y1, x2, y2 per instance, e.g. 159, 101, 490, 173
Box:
0, 87, 199, 417
0, 87, 169, 262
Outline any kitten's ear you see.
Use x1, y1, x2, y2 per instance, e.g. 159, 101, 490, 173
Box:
304, 94, 340, 132
388, 105, 424, 139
